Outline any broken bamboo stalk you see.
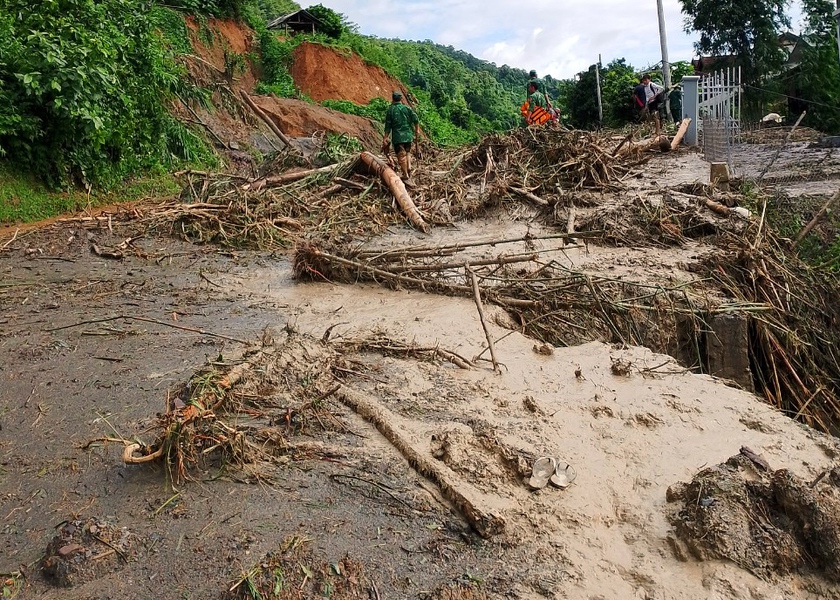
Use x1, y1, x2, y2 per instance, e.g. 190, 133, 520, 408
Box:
335, 385, 505, 538
507, 185, 549, 206
467, 265, 500, 373
566, 203, 576, 235
239, 90, 294, 149
390, 252, 538, 274
244, 163, 343, 192
356, 231, 604, 260
359, 151, 428, 232
300, 248, 538, 309
794, 189, 840, 247
670, 118, 691, 150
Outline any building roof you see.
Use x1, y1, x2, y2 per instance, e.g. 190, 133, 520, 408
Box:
266, 9, 326, 32
691, 55, 737, 76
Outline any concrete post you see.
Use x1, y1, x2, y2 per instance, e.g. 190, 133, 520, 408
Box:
682, 75, 700, 146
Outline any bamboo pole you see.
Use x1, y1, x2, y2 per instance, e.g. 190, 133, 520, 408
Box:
794, 189, 840, 247
467, 265, 500, 373
243, 163, 344, 192
239, 90, 294, 149
507, 185, 549, 206
359, 151, 428, 232
670, 118, 692, 149
335, 385, 505, 538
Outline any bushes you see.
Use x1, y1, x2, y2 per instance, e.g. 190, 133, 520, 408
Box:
0, 0, 210, 188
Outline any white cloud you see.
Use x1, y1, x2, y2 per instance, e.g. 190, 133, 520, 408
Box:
319, 0, 804, 79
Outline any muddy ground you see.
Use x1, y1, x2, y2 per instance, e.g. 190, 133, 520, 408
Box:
2, 147, 840, 600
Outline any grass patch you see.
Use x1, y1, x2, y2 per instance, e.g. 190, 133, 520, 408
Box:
0, 163, 179, 224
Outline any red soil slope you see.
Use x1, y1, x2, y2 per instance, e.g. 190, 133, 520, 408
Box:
183, 21, 401, 151
290, 41, 408, 104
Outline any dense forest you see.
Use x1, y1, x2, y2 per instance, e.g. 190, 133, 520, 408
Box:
1, 0, 838, 199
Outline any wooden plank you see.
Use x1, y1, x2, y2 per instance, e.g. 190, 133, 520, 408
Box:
670, 118, 692, 149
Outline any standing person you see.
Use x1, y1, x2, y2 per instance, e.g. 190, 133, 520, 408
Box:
633, 74, 665, 136
528, 69, 553, 109
522, 81, 551, 126
669, 84, 683, 124
382, 90, 420, 188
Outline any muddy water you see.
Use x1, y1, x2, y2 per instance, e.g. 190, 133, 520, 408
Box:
214, 231, 840, 600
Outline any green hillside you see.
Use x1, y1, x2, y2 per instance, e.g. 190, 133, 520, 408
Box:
2, 0, 836, 222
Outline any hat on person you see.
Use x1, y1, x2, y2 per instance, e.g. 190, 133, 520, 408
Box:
529, 70, 537, 77
392, 91, 402, 101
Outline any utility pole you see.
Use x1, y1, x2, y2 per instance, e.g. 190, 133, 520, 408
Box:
595, 54, 603, 126
834, 0, 840, 67
656, 0, 672, 120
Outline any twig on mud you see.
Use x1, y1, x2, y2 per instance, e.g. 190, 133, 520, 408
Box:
199, 269, 224, 288
46, 315, 251, 345
329, 473, 420, 513
1, 228, 20, 249
91, 533, 129, 563
467, 265, 500, 373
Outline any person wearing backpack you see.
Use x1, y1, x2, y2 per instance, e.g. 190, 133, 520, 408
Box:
633, 74, 665, 136
382, 90, 420, 188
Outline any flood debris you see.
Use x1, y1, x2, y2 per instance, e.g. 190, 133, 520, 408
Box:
335, 385, 506, 538
129, 126, 660, 251
119, 332, 344, 483
668, 452, 840, 582
114, 329, 507, 538
226, 536, 372, 600
292, 183, 840, 433
40, 518, 132, 587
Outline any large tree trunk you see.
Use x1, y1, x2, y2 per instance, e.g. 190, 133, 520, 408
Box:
359, 151, 428, 232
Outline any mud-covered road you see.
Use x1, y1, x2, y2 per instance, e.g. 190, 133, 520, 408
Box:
2, 147, 840, 599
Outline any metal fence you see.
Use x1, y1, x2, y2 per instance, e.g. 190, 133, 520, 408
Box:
699, 67, 742, 171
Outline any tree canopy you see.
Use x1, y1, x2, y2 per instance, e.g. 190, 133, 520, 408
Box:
679, 0, 790, 115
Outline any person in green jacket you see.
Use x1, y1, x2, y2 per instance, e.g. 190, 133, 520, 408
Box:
527, 70, 553, 109
382, 90, 420, 188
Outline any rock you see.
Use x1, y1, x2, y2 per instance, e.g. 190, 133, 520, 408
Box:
57, 544, 83, 558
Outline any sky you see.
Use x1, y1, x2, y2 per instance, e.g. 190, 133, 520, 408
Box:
315, 0, 806, 80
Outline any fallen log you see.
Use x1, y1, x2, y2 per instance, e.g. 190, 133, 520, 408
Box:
507, 185, 549, 207
243, 163, 344, 192
240, 90, 294, 150
335, 385, 506, 538
359, 151, 428, 232
671, 118, 692, 150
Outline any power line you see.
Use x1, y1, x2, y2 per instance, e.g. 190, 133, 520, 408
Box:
742, 83, 840, 113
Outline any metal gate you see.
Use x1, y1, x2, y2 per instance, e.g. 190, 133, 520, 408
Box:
699, 66, 742, 168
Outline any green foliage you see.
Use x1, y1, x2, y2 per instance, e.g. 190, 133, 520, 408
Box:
789, 0, 840, 134
305, 4, 346, 38
322, 97, 389, 122
0, 1, 211, 188
671, 61, 695, 83
314, 132, 362, 163
566, 66, 601, 129
254, 30, 299, 97
601, 59, 638, 127
251, 0, 300, 23
679, 0, 788, 115
0, 162, 179, 223
165, 0, 250, 18
412, 89, 478, 146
